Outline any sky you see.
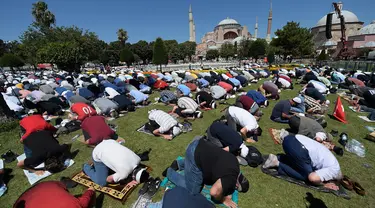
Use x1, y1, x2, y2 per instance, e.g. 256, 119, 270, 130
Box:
0, 0, 374, 44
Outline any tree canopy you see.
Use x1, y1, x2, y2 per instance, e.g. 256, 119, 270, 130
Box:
206, 49, 219, 60
117, 29, 128, 48
131, 40, 152, 64
120, 48, 135, 67
249, 39, 268, 60
238, 39, 252, 59
0, 53, 24, 68
152, 37, 168, 66
220, 43, 235, 60
180, 41, 197, 61
271, 21, 314, 58
31, 1, 56, 34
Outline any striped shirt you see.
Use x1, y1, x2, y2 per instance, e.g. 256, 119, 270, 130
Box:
304, 95, 322, 112
178, 97, 198, 112
148, 110, 178, 133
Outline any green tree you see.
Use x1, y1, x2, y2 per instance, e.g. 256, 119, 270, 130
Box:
180, 41, 197, 61
271, 21, 314, 58
0, 40, 6, 57
152, 37, 168, 71
31, 1, 56, 34
238, 39, 252, 59
134, 54, 141, 64
220, 43, 235, 60
0, 54, 24, 70
164, 40, 179, 55
119, 48, 135, 67
234, 41, 238, 55
249, 39, 267, 61
267, 51, 275, 64
131, 40, 152, 64
169, 46, 184, 64
117, 28, 128, 48
206, 49, 219, 60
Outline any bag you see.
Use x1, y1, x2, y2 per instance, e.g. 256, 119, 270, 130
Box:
64, 120, 82, 133
245, 146, 263, 168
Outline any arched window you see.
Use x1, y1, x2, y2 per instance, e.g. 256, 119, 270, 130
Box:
224, 31, 238, 40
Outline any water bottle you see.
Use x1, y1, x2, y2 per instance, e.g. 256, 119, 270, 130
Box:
345, 139, 365, 157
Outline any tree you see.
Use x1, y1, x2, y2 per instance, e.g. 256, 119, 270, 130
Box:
31, 1, 56, 34
131, 40, 152, 64
249, 39, 267, 61
206, 49, 219, 60
234, 41, 238, 55
117, 29, 128, 48
134, 54, 141, 64
119, 48, 135, 67
179, 41, 197, 61
220, 43, 235, 60
0, 40, 6, 57
271, 21, 314, 58
317, 50, 329, 61
238, 39, 252, 59
0, 53, 24, 71
169, 46, 184, 64
152, 37, 168, 70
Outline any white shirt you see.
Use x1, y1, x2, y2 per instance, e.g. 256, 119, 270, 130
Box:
148, 110, 178, 133
308, 80, 327, 94
228, 106, 258, 131
295, 135, 341, 182
105, 87, 120, 99
92, 140, 141, 183
2, 93, 23, 112
278, 77, 291, 88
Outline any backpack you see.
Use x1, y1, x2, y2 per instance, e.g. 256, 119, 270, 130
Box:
245, 146, 263, 168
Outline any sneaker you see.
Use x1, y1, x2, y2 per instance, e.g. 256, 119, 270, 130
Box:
0, 185, 7, 197
138, 177, 153, 196
196, 111, 202, 118
145, 177, 161, 199
262, 154, 279, 169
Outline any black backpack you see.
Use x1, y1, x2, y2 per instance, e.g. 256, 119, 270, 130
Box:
245, 146, 264, 168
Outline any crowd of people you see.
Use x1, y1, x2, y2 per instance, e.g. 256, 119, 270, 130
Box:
0, 64, 372, 207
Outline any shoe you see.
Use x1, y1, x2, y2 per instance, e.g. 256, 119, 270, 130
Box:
60, 177, 78, 189
196, 111, 202, 118
330, 130, 339, 137
162, 160, 178, 177
353, 181, 366, 196
339, 133, 349, 146
340, 176, 353, 191
262, 154, 279, 169
145, 177, 161, 199
138, 177, 153, 196
0, 185, 7, 197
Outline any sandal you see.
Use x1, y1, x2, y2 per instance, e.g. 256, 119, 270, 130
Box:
353, 182, 366, 196
138, 177, 153, 196
340, 176, 353, 191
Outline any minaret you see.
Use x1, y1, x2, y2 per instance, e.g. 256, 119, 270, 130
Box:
189, 5, 196, 42
266, 0, 273, 43
254, 16, 258, 39
193, 23, 196, 42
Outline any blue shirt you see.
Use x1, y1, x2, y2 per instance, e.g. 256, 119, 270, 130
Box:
162, 187, 215, 208
55, 87, 67, 95
77, 88, 95, 99
246, 90, 267, 105
130, 90, 148, 104
228, 78, 240, 86
177, 84, 191, 96
164, 75, 173, 82
198, 78, 209, 87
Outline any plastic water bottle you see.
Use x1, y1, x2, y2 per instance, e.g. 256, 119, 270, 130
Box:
345, 139, 366, 157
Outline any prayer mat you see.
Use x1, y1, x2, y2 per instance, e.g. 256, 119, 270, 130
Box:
136, 124, 154, 136
17, 154, 75, 185
358, 116, 375, 122
72, 165, 152, 204
269, 128, 282, 144
261, 165, 350, 199
161, 156, 239, 207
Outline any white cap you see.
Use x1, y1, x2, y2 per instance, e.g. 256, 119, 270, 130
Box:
325, 100, 330, 105
222, 74, 229, 80
172, 126, 181, 137
240, 143, 249, 158
292, 97, 302, 104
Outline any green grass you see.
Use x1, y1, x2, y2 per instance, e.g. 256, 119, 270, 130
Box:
1, 80, 375, 208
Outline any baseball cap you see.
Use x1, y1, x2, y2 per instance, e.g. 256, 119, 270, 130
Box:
292, 97, 302, 104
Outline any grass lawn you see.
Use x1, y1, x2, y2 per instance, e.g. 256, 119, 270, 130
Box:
1, 79, 375, 208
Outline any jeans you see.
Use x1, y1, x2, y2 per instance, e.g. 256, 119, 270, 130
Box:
24, 145, 32, 158
290, 95, 305, 113
278, 136, 313, 181
360, 105, 375, 120
83, 158, 109, 187
166, 139, 203, 194
271, 117, 290, 123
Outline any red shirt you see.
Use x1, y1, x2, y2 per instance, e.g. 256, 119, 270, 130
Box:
14, 181, 95, 208
153, 80, 169, 89
185, 83, 197, 91
20, 115, 57, 141
238, 95, 255, 111
71, 103, 97, 121
279, 75, 292, 83
348, 78, 365, 87
218, 81, 233, 92
225, 72, 233, 78
81, 116, 115, 145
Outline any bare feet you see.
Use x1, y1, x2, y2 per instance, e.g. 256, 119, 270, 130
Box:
163, 135, 172, 141
324, 182, 339, 191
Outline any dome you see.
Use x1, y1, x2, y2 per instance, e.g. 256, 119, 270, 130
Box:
232, 36, 245, 44
218, 17, 239, 26
315, 10, 360, 27
359, 20, 375, 35
208, 45, 218, 50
